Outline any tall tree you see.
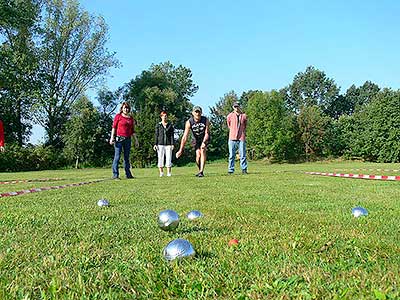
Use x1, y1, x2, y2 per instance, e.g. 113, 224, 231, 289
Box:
282, 66, 340, 116
63, 96, 100, 168
297, 105, 331, 159
124, 61, 198, 166
246, 90, 298, 161
0, 0, 41, 145
34, 0, 119, 147
344, 81, 380, 114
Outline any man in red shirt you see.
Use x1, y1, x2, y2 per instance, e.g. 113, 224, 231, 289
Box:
226, 102, 248, 174
0, 119, 5, 152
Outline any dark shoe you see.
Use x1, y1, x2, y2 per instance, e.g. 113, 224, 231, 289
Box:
196, 172, 204, 177
242, 169, 248, 174
126, 175, 135, 179
228, 172, 234, 175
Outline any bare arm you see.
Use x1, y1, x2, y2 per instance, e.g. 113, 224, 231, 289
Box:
201, 119, 211, 149
109, 128, 116, 145
176, 121, 191, 158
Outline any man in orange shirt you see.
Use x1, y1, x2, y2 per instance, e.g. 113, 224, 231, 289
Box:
226, 102, 248, 174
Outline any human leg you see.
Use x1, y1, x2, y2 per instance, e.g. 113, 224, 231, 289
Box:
112, 142, 123, 178
228, 140, 238, 173
122, 138, 133, 178
157, 145, 165, 176
165, 145, 173, 176
239, 140, 248, 172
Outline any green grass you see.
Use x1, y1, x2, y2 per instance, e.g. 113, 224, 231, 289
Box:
0, 161, 399, 299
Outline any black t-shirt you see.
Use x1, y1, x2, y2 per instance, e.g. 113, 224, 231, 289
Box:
189, 116, 207, 141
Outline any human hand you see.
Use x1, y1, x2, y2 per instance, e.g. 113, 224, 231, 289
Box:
109, 138, 115, 145
201, 142, 206, 150
176, 150, 182, 158
135, 139, 139, 148
0, 146, 4, 152
153, 145, 158, 151
171, 145, 174, 150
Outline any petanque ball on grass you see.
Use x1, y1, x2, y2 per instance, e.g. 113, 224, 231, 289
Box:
97, 199, 110, 207
163, 239, 195, 261
158, 210, 179, 231
186, 210, 203, 220
352, 206, 368, 218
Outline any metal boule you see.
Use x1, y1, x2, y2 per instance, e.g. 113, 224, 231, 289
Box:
158, 210, 179, 231
97, 199, 110, 207
352, 206, 368, 218
163, 239, 195, 261
186, 210, 203, 220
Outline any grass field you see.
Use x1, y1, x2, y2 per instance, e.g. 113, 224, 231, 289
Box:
0, 160, 399, 299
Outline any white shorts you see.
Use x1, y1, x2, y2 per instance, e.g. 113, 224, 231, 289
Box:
157, 145, 173, 167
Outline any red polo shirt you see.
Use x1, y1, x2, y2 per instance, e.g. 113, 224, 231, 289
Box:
112, 114, 135, 137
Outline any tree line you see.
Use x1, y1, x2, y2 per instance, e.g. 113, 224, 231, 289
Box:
1, 0, 399, 171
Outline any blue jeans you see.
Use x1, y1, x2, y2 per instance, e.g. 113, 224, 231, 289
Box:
112, 138, 132, 178
228, 140, 247, 173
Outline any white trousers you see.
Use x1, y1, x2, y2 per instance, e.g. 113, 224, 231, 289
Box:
157, 145, 173, 167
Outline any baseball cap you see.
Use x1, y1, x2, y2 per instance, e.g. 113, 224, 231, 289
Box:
192, 106, 202, 113
232, 102, 240, 108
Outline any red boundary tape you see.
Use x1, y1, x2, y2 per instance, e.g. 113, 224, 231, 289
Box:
334, 168, 399, 173
0, 179, 107, 198
0, 178, 64, 185
305, 172, 400, 181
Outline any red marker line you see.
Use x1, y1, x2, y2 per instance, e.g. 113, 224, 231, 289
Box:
0, 179, 107, 198
305, 172, 400, 181
334, 168, 400, 173
0, 178, 64, 185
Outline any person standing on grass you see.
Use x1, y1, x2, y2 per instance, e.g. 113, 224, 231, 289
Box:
153, 111, 175, 177
227, 101, 248, 174
0, 119, 5, 152
109, 102, 139, 179
176, 106, 210, 177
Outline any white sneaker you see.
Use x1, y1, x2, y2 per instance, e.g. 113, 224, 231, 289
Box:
167, 173, 171, 177
159, 173, 164, 177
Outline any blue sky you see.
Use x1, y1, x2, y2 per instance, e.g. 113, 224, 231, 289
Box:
31, 0, 400, 143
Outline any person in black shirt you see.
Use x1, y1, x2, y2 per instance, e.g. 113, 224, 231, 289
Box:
176, 106, 210, 177
153, 111, 175, 177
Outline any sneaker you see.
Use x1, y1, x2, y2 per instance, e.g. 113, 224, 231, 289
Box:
112, 176, 121, 180
228, 171, 234, 175
167, 173, 171, 177
126, 175, 135, 179
197, 172, 204, 177
159, 172, 164, 177
242, 169, 248, 174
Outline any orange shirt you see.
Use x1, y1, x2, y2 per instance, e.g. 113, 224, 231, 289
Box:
226, 112, 247, 141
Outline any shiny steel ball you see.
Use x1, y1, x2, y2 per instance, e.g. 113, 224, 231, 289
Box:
158, 210, 179, 231
186, 210, 203, 220
352, 206, 368, 218
163, 239, 195, 261
97, 199, 110, 207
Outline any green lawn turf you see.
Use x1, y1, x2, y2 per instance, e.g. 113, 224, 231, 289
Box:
0, 161, 399, 299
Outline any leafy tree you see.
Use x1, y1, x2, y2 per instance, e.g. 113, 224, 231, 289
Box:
63, 96, 100, 168
297, 105, 331, 159
208, 91, 239, 159
246, 90, 298, 161
283, 66, 340, 117
0, 0, 41, 145
344, 81, 380, 114
343, 89, 400, 162
34, 0, 119, 147
91, 87, 121, 166
124, 61, 198, 166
